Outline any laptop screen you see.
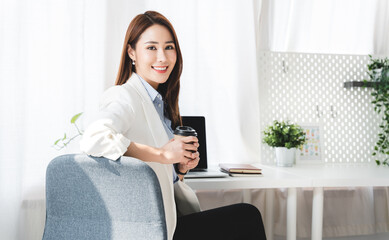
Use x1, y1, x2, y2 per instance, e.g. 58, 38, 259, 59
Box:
181, 116, 207, 170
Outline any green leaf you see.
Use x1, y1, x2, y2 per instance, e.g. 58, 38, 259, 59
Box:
376, 160, 381, 165
54, 139, 61, 145
71, 112, 83, 124
62, 133, 67, 140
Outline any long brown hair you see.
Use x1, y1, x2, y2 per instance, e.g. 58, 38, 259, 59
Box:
115, 11, 183, 129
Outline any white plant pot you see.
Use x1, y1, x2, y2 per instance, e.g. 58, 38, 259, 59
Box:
275, 147, 296, 167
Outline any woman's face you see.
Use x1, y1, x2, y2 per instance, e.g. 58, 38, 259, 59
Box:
128, 24, 177, 90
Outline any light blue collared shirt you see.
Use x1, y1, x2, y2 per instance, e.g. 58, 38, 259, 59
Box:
136, 73, 179, 183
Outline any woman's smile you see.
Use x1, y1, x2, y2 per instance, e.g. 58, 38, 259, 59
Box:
152, 65, 168, 73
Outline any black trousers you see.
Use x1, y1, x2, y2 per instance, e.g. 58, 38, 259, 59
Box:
173, 203, 267, 240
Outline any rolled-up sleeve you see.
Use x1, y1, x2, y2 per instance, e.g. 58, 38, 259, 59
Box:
80, 86, 135, 160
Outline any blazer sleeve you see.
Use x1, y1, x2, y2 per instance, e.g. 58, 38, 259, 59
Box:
80, 86, 136, 161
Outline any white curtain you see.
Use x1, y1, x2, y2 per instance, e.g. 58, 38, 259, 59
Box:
256, 0, 389, 55
0, 0, 259, 239
0, 0, 108, 238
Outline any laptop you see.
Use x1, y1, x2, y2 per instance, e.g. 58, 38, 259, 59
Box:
181, 116, 228, 178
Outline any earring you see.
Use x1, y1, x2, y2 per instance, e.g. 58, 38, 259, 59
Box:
132, 59, 135, 65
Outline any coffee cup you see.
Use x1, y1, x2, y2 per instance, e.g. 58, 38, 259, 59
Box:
174, 126, 197, 152
174, 126, 197, 138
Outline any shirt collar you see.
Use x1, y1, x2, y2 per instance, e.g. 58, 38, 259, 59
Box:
135, 73, 162, 102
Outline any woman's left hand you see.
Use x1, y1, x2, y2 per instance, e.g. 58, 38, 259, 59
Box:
178, 154, 200, 173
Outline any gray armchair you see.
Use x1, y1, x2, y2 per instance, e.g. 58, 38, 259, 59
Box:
42, 154, 167, 240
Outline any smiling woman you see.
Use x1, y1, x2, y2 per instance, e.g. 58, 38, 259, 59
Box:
79, 10, 267, 240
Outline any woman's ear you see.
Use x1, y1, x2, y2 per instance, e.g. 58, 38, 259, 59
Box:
127, 44, 136, 61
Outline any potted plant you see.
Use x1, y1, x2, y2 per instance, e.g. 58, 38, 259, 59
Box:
364, 55, 389, 166
263, 120, 306, 167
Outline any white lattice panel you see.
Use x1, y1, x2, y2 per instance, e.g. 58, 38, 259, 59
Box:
258, 52, 381, 163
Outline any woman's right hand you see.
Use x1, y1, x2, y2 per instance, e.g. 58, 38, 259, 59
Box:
161, 136, 199, 165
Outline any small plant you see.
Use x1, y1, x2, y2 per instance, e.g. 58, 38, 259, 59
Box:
364, 55, 389, 166
53, 112, 84, 150
263, 120, 306, 149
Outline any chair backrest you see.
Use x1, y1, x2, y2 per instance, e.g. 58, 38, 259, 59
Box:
42, 154, 167, 240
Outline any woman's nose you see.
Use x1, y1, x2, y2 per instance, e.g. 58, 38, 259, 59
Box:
157, 49, 167, 62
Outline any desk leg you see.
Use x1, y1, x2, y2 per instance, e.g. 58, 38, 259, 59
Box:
265, 189, 275, 240
311, 187, 323, 240
287, 187, 297, 240
243, 189, 252, 203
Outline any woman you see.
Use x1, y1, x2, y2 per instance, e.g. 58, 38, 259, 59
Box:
80, 11, 266, 240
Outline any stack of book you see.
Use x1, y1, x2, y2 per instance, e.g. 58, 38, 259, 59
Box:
219, 163, 262, 177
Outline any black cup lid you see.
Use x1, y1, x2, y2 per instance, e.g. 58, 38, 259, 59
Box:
174, 126, 197, 136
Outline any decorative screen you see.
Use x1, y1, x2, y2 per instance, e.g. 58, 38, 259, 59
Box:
258, 52, 381, 163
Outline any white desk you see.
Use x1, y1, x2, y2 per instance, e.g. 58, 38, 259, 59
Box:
186, 163, 389, 240
271, 163, 389, 240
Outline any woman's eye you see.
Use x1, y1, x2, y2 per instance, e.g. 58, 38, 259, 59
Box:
166, 45, 175, 50
147, 46, 156, 50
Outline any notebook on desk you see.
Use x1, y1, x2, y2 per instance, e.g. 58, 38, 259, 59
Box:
181, 116, 228, 178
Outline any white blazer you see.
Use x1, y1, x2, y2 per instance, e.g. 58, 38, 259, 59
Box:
80, 73, 200, 240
